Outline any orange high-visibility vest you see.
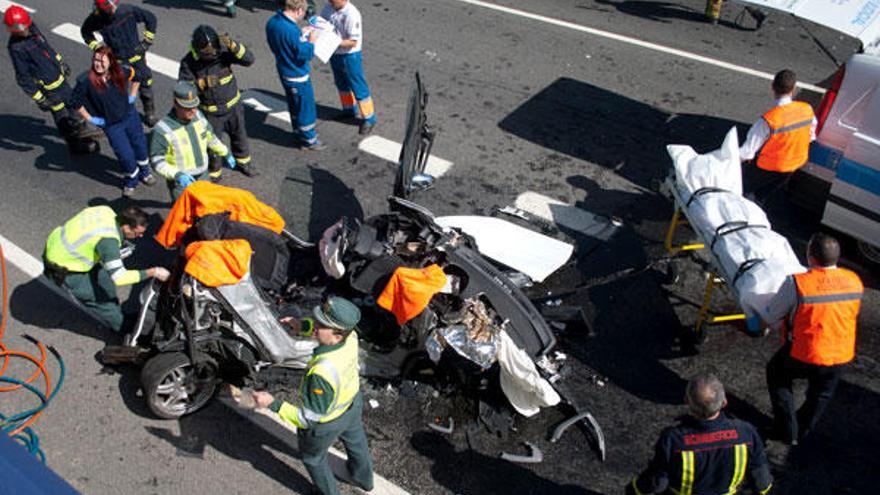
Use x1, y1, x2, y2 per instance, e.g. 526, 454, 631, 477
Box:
757, 101, 815, 173
788, 267, 863, 366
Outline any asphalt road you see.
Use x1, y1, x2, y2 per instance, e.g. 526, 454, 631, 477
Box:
0, 1, 876, 494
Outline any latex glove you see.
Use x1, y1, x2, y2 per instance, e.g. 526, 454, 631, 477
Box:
224, 154, 236, 169
174, 172, 196, 188
89, 116, 106, 128
128, 94, 137, 105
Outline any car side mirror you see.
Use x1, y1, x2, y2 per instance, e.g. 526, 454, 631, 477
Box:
411, 173, 435, 192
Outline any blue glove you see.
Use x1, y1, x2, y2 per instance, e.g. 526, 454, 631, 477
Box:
224, 154, 236, 169
175, 172, 196, 188
89, 116, 106, 127
128, 94, 137, 105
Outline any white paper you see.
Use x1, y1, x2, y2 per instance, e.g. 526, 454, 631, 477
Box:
304, 17, 342, 64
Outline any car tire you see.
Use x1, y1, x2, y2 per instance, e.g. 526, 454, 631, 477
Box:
141, 351, 219, 419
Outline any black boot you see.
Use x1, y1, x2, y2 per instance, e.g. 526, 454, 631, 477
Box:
746, 6, 766, 29
66, 137, 100, 154
141, 87, 159, 127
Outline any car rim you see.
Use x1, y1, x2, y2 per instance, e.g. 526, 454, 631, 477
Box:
154, 365, 199, 416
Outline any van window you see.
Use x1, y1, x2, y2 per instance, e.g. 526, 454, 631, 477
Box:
838, 85, 877, 131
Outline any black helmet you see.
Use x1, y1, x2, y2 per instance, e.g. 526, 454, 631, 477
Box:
192, 25, 220, 60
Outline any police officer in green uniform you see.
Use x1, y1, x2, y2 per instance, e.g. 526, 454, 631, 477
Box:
43, 205, 170, 333
253, 297, 374, 495
150, 81, 232, 201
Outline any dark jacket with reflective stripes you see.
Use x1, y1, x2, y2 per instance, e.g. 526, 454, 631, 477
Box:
81, 4, 157, 60
178, 42, 254, 114
7, 23, 65, 99
632, 413, 772, 495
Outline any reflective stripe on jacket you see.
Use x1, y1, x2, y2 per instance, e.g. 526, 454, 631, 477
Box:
789, 267, 863, 366
278, 333, 360, 428
45, 206, 120, 272
756, 101, 814, 172
149, 111, 228, 179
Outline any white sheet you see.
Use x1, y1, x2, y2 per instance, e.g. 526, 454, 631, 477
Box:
497, 330, 561, 417
667, 128, 807, 320
686, 191, 770, 242
668, 127, 743, 202
434, 216, 573, 282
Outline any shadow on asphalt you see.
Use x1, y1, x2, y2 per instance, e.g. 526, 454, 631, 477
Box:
0, 114, 120, 189
279, 164, 365, 242
411, 431, 602, 495
143, 400, 315, 493
141, 0, 275, 17
499, 77, 747, 191
590, 0, 748, 29
8, 278, 113, 342
242, 88, 348, 150
768, 379, 880, 493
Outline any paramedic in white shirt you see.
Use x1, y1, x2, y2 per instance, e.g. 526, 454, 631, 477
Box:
320, 0, 377, 135
739, 69, 817, 206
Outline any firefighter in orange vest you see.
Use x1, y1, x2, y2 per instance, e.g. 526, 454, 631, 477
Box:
757, 233, 862, 445
739, 69, 816, 206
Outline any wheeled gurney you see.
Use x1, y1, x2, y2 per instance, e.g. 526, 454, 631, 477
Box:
661, 128, 806, 336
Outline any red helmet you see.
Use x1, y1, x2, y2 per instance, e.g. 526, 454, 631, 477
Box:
94, 0, 119, 12
4, 5, 32, 33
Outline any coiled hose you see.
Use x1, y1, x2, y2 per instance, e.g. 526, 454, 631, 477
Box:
0, 241, 66, 462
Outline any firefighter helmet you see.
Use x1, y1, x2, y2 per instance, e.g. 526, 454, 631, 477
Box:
191, 25, 220, 60
4, 5, 32, 34
94, 0, 119, 13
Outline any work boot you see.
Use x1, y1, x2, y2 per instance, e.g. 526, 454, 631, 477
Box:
746, 6, 766, 29
226, 4, 236, 17
209, 170, 223, 183
141, 174, 157, 186
301, 140, 327, 151
359, 121, 375, 135
122, 186, 136, 198
237, 161, 259, 177
142, 97, 159, 128
67, 137, 100, 154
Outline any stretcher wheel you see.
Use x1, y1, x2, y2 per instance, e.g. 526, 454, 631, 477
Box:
662, 261, 680, 285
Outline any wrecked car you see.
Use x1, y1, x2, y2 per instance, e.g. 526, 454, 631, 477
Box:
102, 73, 605, 459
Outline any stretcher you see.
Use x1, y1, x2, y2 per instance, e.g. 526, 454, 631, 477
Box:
661, 128, 806, 336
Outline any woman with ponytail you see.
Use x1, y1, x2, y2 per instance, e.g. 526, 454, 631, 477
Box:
71, 45, 155, 197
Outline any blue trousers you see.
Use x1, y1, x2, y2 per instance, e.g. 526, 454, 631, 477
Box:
104, 108, 150, 188
330, 52, 376, 124
281, 78, 319, 146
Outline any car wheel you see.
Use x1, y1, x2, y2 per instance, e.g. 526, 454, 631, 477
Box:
141, 352, 219, 419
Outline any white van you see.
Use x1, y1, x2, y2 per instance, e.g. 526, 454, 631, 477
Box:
793, 53, 880, 265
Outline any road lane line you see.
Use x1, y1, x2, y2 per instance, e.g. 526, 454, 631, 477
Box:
0, 233, 107, 325
52, 23, 455, 176
51, 23, 180, 79
0, 1, 35, 13
359, 135, 453, 177
446, 0, 826, 94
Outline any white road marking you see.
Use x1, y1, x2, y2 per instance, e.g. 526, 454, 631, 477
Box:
53, 23, 454, 175
447, 0, 826, 94
52, 23, 181, 79
0, 233, 106, 325
359, 135, 453, 178
0, 1, 35, 13
515, 191, 614, 235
